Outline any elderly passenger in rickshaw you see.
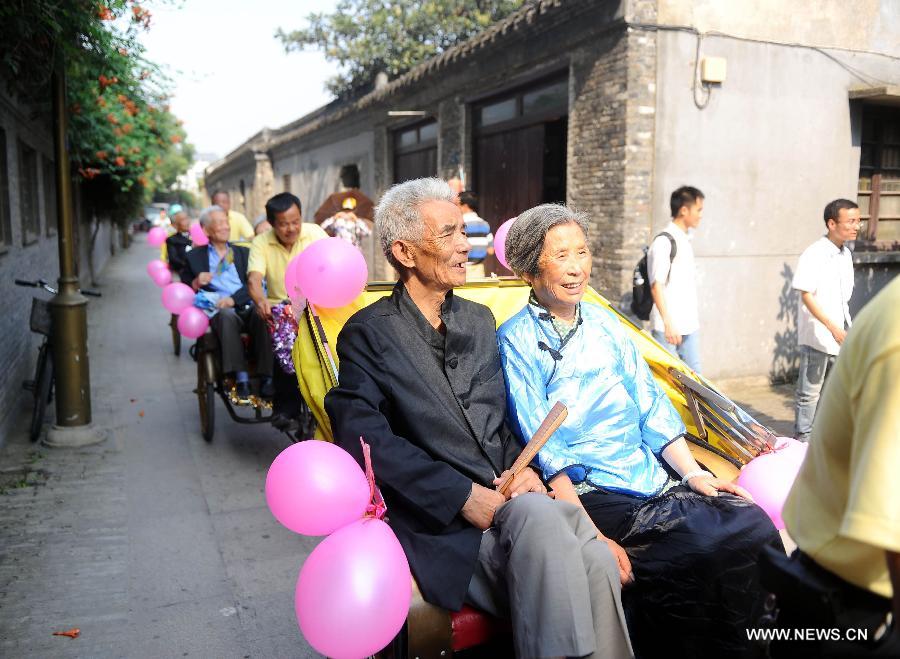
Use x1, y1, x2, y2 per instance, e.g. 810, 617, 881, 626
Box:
181, 205, 273, 400
325, 179, 634, 659
496, 203, 783, 659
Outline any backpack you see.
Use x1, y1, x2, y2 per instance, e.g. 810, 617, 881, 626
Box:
630, 232, 677, 321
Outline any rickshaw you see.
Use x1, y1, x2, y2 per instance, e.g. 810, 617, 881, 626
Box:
190, 317, 314, 443
291, 278, 780, 658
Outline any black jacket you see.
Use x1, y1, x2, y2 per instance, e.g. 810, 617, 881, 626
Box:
180, 244, 252, 308
324, 283, 519, 611
165, 232, 192, 275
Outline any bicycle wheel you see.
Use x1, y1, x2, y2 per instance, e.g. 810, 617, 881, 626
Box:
29, 343, 53, 442
170, 314, 182, 357
197, 351, 215, 442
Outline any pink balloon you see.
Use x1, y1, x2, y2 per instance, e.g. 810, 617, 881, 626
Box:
296, 518, 411, 658
736, 437, 808, 530
148, 226, 168, 247
265, 441, 370, 536
161, 282, 195, 314
189, 221, 209, 246
151, 267, 172, 287
290, 237, 367, 309
493, 218, 515, 272
146, 259, 168, 277
176, 306, 209, 339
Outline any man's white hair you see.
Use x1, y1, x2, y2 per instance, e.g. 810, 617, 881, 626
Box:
375, 178, 457, 270
198, 204, 226, 228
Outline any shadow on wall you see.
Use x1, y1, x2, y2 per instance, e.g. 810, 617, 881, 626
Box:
770, 262, 798, 384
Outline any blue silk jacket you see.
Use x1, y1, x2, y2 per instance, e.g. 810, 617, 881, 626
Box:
497, 300, 686, 497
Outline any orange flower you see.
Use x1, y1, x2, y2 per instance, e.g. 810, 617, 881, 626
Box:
95, 150, 108, 160
114, 145, 122, 153
113, 127, 124, 137
97, 6, 114, 20
114, 156, 126, 167
106, 113, 119, 125
117, 94, 127, 103
97, 96, 107, 108
122, 124, 133, 135
130, 146, 141, 154
169, 134, 182, 144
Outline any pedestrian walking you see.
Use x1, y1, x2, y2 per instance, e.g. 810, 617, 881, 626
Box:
791, 198, 859, 441
648, 186, 704, 372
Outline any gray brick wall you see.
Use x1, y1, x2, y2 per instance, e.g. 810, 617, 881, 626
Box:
1, 95, 120, 446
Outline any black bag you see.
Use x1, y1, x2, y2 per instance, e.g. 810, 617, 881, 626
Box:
758, 546, 896, 657
630, 232, 676, 321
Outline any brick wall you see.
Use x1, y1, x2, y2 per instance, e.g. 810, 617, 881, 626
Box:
0, 94, 122, 446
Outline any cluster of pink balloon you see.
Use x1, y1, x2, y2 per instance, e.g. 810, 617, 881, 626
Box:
145, 237, 209, 340
284, 237, 369, 310
736, 436, 808, 530
265, 441, 411, 658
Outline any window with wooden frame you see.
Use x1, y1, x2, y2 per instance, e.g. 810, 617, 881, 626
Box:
392, 119, 437, 184
858, 106, 900, 248
0, 128, 11, 251
43, 155, 57, 236
18, 141, 40, 245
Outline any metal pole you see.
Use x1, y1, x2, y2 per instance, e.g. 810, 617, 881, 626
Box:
49, 67, 92, 427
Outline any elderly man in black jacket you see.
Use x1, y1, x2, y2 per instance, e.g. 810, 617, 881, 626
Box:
181, 205, 273, 399
324, 179, 633, 658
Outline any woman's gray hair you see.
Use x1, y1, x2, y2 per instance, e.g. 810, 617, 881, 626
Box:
375, 178, 457, 269
504, 204, 591, 277
198, 205, 226, 228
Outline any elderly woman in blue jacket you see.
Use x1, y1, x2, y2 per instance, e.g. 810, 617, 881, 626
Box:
497, 203, 782, 659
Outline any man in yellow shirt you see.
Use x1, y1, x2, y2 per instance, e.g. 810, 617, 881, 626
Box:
769, 276, 900, 656
211, 190, 255, 244
248, 192, 327, 429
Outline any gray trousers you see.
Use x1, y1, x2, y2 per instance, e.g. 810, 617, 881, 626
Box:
466, 493, 633, 659
794, 345, 836, 441
211, 307, 273, 377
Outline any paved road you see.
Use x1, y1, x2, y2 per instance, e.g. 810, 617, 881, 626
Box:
0, 236, 319, 658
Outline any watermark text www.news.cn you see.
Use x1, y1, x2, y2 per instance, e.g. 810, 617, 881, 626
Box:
746, 627, 869, 642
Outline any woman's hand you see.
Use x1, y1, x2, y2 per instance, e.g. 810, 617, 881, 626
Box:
598, 533, 634, 586
686, 474, 754, 501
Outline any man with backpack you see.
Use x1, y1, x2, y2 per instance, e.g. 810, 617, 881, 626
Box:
644, 186, 704, 372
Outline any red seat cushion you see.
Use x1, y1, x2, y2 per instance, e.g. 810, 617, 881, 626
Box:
450, 605, 510, 652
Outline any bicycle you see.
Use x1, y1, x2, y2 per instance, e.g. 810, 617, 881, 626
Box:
14, 278, 101, 441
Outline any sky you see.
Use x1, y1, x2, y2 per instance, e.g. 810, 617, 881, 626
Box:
139, 0, 341, 160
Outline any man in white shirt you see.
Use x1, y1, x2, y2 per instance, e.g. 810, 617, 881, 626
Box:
791, 198, 859, 441
648, 186, 704, 372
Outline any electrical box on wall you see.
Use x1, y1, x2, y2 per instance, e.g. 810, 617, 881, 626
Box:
700, 57, 727, 84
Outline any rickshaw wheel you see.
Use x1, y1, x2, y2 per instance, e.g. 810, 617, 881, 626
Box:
170, 314, 181, 356
197, 352, 215, 442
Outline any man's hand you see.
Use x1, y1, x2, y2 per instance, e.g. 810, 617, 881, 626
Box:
461, 483, 506, 530
598, 534, 634, 586
216, 296, 235, 309
830, 326, 847, 345
493, 468, 546, 500
193, 272, 213, 291
686, 475, 754, 501
664, 322, 682, 346
255, 298, 273, 321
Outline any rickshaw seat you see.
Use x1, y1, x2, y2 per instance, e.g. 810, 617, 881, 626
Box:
291, 278, 773, 657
